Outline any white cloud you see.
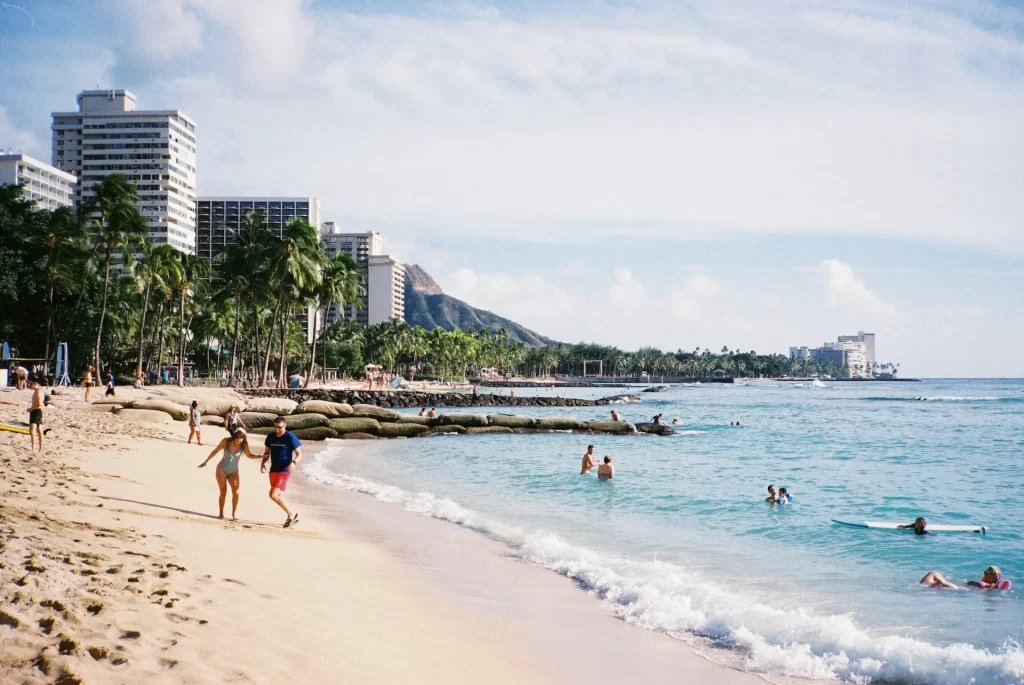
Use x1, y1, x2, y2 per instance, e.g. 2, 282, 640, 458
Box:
670, 274, 721, 321
117, 0, 204, 61
820, 259, 897, 316
0, 105, 38, 154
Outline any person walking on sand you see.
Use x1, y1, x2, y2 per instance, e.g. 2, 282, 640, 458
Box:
580, 445, 597, 474
597, 456, 615, 480
27, 378, 44, 453
260, 417, 302, 528
82, 365, 95, 401
199, 429, 259, 521
224, 404, 245, 434
188, 401, 203, 445
104, 373, 116, 397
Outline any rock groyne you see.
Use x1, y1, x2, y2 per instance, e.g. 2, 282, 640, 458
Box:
239, 388, 619, 408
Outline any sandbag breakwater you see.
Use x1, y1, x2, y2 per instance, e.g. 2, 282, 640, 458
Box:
240, 388, 630, 409
86, 395, 674, 440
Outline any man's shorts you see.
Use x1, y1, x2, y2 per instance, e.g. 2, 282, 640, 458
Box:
269, 471, 290, 492
29, 409, 42, 425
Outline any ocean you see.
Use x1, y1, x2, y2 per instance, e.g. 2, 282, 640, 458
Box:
304, 379, 1024, 684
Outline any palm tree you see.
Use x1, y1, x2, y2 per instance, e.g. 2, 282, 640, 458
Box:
86, 175, 147, 374
267, 219, 322, 388
170, 252, 211, 387
130, 241, 179, 378
305, 252, 361, 387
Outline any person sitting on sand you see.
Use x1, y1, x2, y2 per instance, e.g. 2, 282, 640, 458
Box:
610, 409, 621, 421
426, 408, 437, 419
898, 517, 928, 535
134, 372, 144, 389
261, 417, 302, 528
920, 566, 1008, 590
224, 405, 244, 434
580, 445, 597, 474
199, 429, 260, 521
597, 456, 614, 480
188, 401, 203, 446
765, 484, 779, 503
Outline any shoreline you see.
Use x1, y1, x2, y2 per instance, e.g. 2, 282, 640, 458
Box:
0, 391, 768, 684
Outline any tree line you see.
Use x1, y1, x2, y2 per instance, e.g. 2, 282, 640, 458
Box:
1, 179, 892, 385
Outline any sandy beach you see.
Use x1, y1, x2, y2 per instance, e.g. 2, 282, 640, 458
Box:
0, 386, 765, 685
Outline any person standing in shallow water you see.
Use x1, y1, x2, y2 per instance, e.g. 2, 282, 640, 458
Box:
580, 445, 597, 474
597, 456, 614, 480
261, 417, 302, 528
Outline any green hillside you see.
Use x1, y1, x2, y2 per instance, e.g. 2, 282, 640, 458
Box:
403, 265, 555, 347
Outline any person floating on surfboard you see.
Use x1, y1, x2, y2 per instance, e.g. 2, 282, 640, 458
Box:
898, 517, 928, 535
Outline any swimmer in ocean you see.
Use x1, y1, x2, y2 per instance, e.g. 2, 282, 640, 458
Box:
898, 517, 928, 535
920, 566, 1008, 590
765, 484, 778, 502
778, 487, 791, 503
580, 445, 597, 474
597, 456, 614, 480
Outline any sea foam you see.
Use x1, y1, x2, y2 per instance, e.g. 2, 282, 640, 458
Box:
304, 449, 1024, 685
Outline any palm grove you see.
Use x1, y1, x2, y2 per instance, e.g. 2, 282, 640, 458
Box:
1, 179, 874, 386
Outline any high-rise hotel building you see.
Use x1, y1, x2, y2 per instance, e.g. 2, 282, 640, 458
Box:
0, 153, 76, 210
195, 197, 321, 262
51, 90, 197, 254
321, 222, 381, 325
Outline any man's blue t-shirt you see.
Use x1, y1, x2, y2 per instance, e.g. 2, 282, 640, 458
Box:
264, 431, 302, 473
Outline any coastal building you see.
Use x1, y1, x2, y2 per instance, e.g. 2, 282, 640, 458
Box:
838, 331, 876, 371
0, 153, 76, 210
838, 341, 870, 378
367, 255, 406, 325
321, 223, 381, 325
810, 343, 846, 369
788, 346, 811, 361
195, 197, 322, 262
51, 89, 197, 254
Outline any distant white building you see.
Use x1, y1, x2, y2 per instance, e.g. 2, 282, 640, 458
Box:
321, 223, 381, 325
195, 197, 321, 262
0, 153, 76, 210
790, 334, 875, 377
789, 346, 811, 361
838, 341, 870, 378
838, 331, 876, 371
367, 255, 406, 325
51, 89, 198, 254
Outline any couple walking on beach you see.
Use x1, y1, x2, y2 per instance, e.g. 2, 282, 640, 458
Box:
199, 417, 302, 527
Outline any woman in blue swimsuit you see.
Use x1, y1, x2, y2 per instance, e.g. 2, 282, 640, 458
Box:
199, 429, 259, 520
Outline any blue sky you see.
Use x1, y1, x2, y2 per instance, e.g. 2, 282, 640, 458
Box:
2, 0, 1023, 376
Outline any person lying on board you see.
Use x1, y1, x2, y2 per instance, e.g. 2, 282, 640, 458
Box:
898, 517, 928, 535
920, 566, 1010, 590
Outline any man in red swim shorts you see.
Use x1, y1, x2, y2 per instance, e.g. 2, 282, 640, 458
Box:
261, 417, 302, 528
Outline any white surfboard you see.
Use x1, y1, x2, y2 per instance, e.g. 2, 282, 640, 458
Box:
832, 519, 986, 534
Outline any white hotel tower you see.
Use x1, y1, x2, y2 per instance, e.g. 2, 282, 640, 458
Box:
51, 90, 198, 254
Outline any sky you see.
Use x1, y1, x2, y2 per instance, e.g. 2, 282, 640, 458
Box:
1, 0, 1023, 377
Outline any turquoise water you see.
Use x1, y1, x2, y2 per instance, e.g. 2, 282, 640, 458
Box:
306, 380, 1024, 684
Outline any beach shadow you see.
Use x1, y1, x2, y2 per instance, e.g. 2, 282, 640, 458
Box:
97, 496, 276, 529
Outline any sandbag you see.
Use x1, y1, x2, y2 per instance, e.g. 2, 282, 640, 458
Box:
350, 404, 402, 421
248, 426, 273, 435
90, 398, 132, 408
512, 427, 548, 434
635, 422, 675, 436
197, 398, 246, 416
201, 415, 226, 427
131, 399, 189, 421
244, 397, 298, 415
486, 414, 535, 429
396, 415, 435, 426
535, 417, 587, 430
277, 413, 329, 430
341, 432, 377, 440
295, 400, 353, 418
465, 426, 514, 434
292, 427, 338, 441
49, 400, 120, 413
376, 423, 431, 438
439, 413, 489, 428
239, 412, 279, 429
431, 425, 466, 434
328, 417, 381, 435
584, 420, 632, 434
115, 408, 173, 424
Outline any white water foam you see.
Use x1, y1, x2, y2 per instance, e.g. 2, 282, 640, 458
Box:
305, 448, 1024, 685
916, 396, 1000, 402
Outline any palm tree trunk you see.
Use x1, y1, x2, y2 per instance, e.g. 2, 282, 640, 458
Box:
156, 305, 166, 381
94, 246, 112, 375
229, 291, 242, 387
277, 302, 290, 389
44, 278, 55, 380
304, 308, 319, 388
260, 299, 281, 387
136, 281, 151, 377
177, 290, 187, 387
